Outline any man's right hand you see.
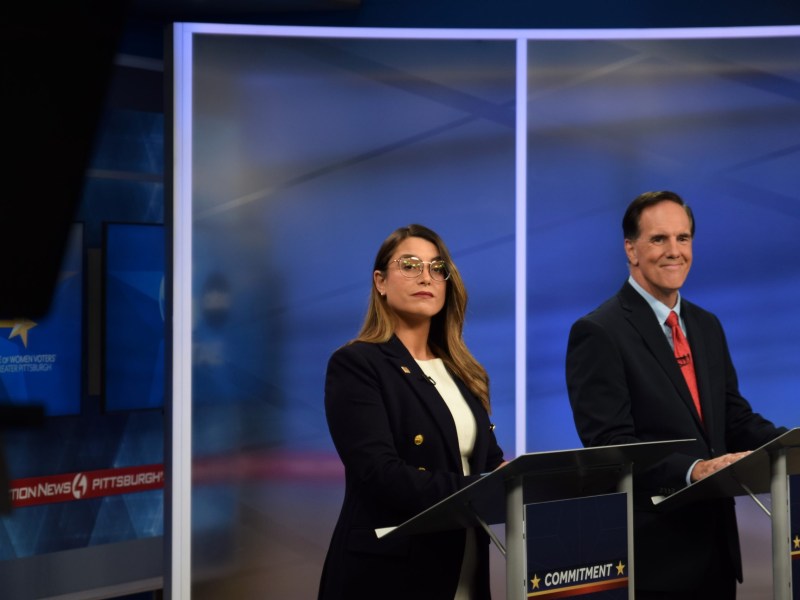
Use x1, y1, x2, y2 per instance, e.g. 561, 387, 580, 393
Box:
690, 451, 751, 482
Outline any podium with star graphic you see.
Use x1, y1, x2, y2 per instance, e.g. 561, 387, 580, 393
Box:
376, 439, 693, 600
525, 491, 629, 598
653, 427, 800, 600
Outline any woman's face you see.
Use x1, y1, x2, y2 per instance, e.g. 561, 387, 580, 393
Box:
374, 236, 447, 327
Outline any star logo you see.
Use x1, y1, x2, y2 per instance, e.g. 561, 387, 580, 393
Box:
0, 319, 37, 347
793, 535, 800, 550
531, 574, 541, 590
616, 560, 626, 575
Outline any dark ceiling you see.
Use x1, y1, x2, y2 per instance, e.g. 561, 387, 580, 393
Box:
129, 0, 361, 26
125, 0, 800, 34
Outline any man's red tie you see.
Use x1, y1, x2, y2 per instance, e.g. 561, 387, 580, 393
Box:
666, 310, 703, 423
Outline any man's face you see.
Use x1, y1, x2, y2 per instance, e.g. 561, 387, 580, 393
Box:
624, 201, 693, 307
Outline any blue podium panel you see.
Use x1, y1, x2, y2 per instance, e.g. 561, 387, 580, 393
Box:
525, 492, 628, 598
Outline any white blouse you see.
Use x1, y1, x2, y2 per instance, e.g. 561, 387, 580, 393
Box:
415, 358, 479, 599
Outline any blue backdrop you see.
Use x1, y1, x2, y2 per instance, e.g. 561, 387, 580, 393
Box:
181, 28, 799, 598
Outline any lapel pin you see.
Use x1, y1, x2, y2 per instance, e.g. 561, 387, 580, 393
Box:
401, 366, 411, 374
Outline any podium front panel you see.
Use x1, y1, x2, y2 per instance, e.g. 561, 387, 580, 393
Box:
525, 493, 628, 598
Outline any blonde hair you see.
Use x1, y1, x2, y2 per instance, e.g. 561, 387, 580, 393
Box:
354, 224, 491, 413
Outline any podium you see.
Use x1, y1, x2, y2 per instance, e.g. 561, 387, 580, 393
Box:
654, 428, 800, 600
377, 439, 692, 600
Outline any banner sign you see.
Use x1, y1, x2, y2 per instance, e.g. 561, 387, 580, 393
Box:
9, 464, 164, 508
526, 492, 628, 598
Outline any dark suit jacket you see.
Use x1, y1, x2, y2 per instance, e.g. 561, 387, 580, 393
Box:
566, 281, 785, 592
318, 335, 505, 600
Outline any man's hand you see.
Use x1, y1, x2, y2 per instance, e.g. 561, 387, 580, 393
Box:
690, 451, 751, 482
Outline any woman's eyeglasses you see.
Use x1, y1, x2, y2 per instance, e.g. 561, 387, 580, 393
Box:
392, 257, 451, 281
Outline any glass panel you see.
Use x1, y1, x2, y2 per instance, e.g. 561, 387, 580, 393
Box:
191, 34, 516, 598
526, 35, 800, 450
527, 35, 800, 598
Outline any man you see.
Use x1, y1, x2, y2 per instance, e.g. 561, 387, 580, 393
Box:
565, 190, 786, 599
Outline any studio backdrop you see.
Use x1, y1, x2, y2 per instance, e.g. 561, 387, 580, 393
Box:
172, 24, 800, 599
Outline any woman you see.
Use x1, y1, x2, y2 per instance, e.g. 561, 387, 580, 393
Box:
318, 224, 506, 600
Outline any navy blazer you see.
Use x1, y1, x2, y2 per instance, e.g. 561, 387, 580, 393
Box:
566, 282, 785, 591
318, 335, 504, 599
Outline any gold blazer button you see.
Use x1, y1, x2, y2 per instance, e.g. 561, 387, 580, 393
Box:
414, 434, 424, 445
